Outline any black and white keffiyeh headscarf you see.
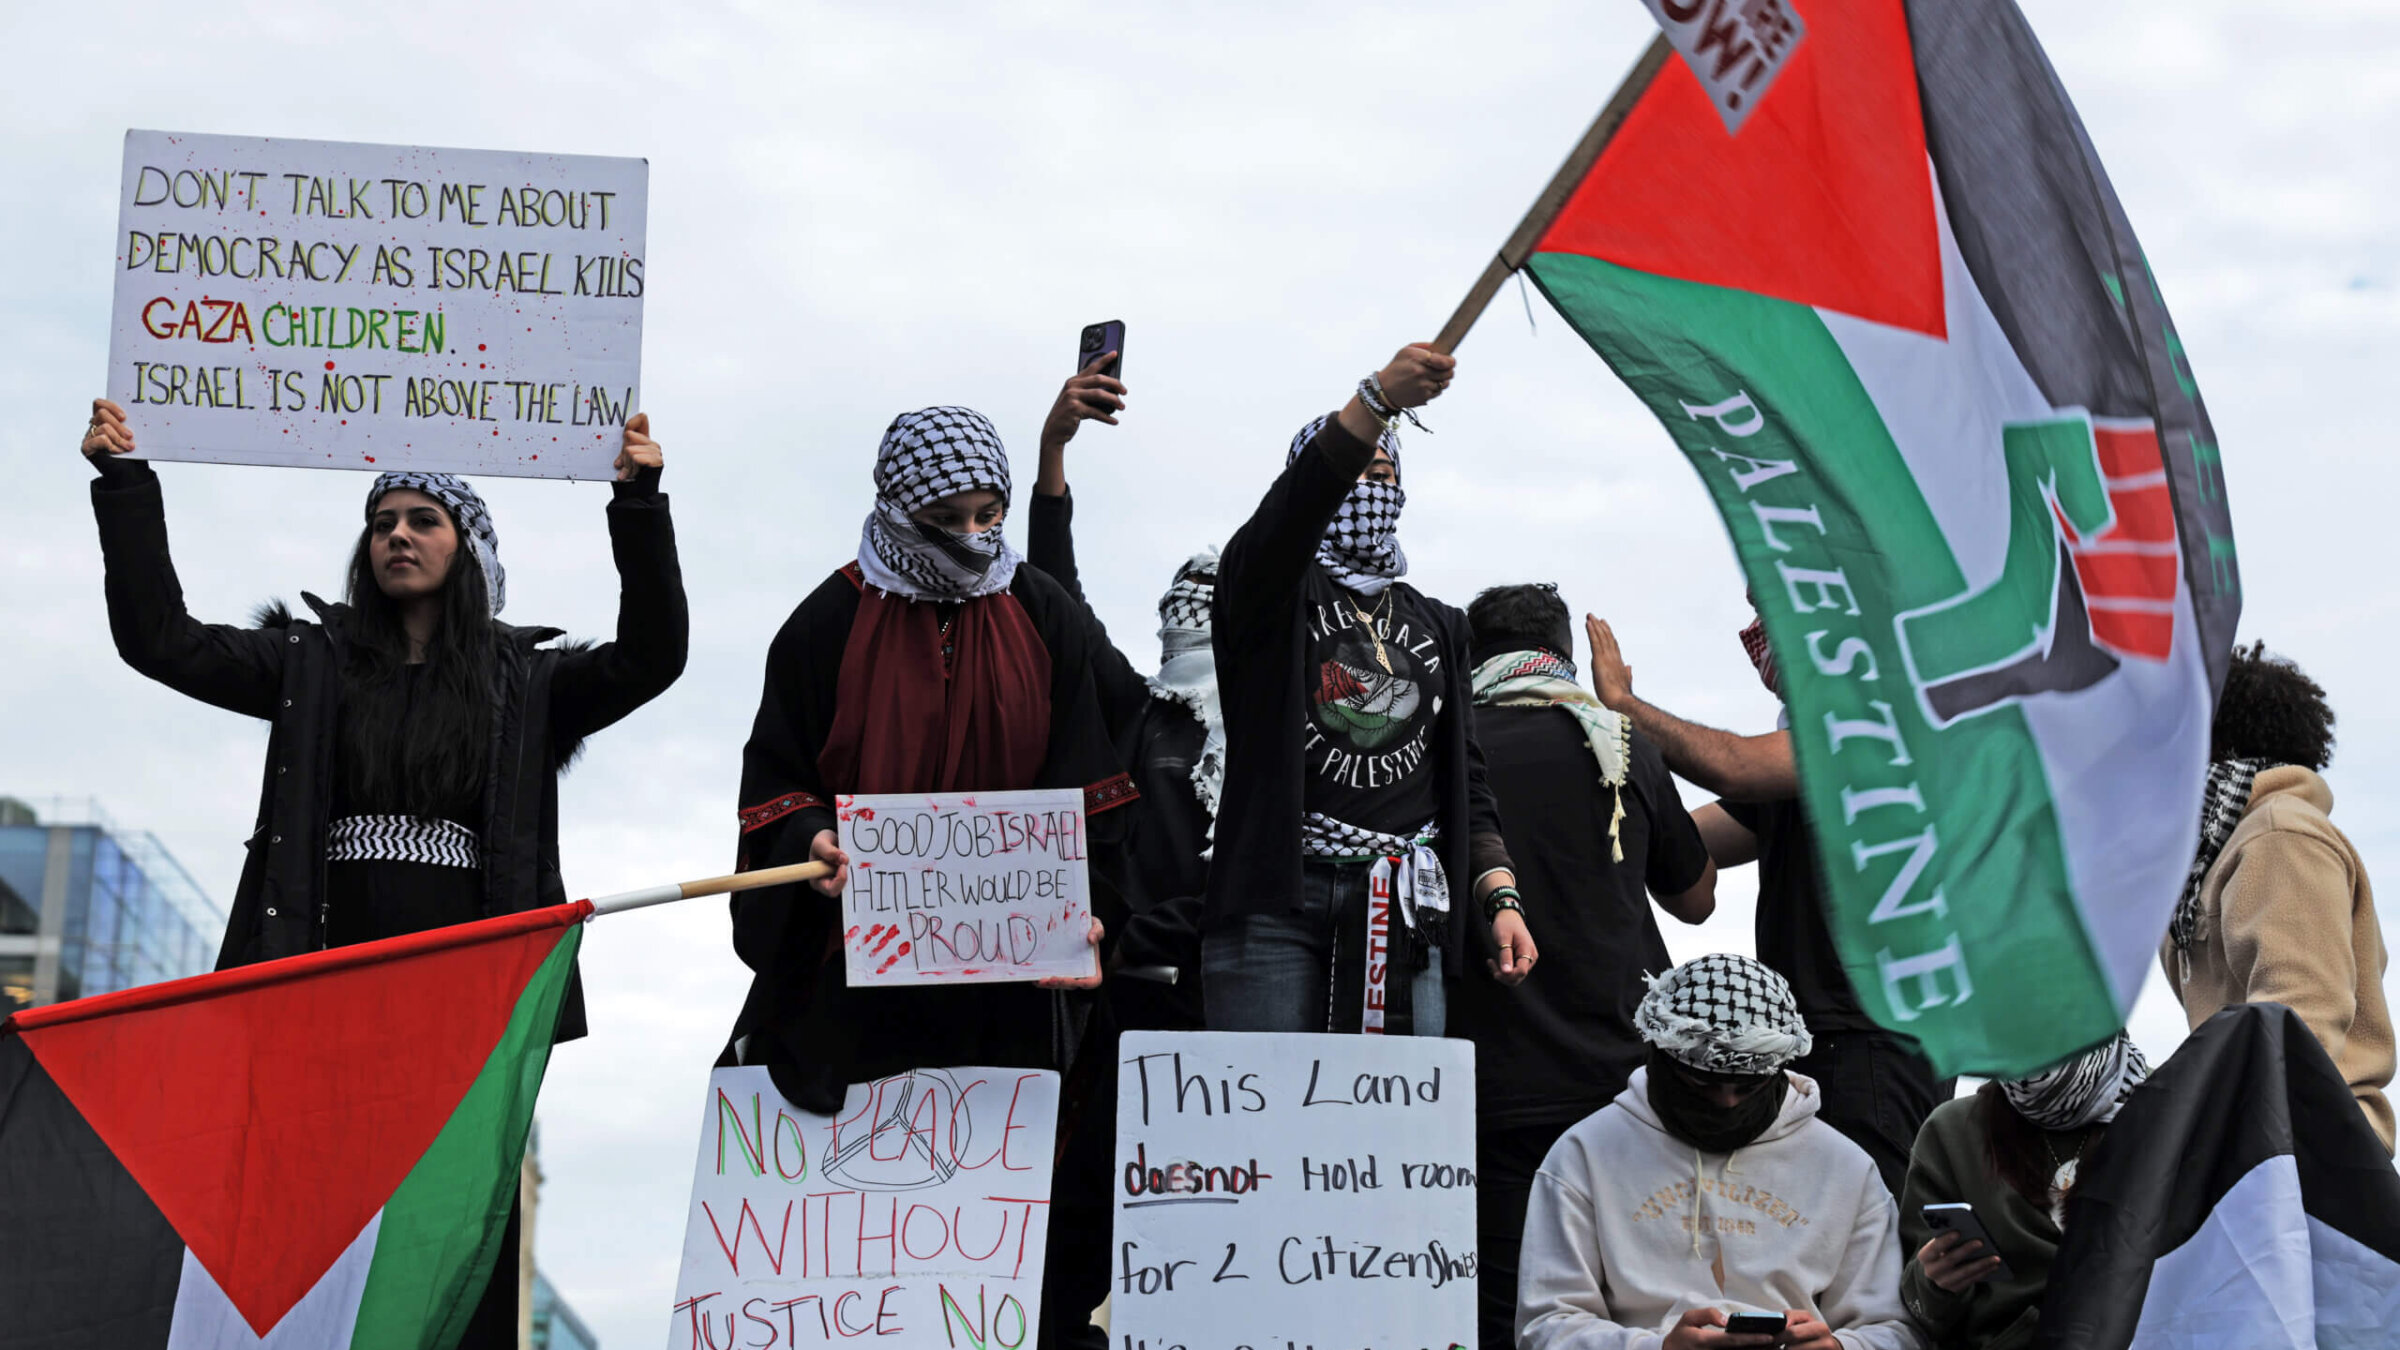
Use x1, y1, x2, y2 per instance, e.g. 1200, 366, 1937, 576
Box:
366, 471, 505, 615
1149, 549, 1226, 821
1289, 415, 1406, 596
2001, 1030, 2150, 1133
2169, 757, 2269, 959
856, 406, 1022, 600
1635, 954, 1813, 1076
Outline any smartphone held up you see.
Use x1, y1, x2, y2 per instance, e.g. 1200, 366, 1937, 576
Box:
1078, 320, 1125, 377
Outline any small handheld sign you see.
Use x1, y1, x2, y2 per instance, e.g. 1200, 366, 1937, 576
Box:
106, 129, 647, 479
837, 788, 1098, 987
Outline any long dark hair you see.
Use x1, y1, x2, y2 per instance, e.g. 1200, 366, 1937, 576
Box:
338, 514, 497, 818
1977, 1081, 2059, 1209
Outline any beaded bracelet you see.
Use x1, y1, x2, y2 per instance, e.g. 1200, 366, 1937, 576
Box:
1481, 885, 1524, 921
1358, 374, 1431, 434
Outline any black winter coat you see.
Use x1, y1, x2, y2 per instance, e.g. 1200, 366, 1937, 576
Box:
90, 461, 688, 1041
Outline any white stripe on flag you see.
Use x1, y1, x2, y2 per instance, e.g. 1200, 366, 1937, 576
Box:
166, 1211, 381, 1349
2126, 1155, 2400, 1348
1813, 166, 2210, 1016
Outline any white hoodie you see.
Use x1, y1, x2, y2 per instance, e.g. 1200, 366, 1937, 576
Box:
1515, 1067, 1924, 1350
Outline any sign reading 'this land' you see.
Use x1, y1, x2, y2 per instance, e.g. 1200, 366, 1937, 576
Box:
1113, 1031, 1478, 1350
106, 129, 647, 479
838, 789, 1098, 988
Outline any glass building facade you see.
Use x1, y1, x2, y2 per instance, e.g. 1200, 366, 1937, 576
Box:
0, 797, 225, 1015
532, 1269, 600, 1350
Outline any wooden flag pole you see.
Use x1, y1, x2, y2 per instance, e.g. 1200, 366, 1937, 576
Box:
1430, 35, 1674, 355
587, 859, 835, 917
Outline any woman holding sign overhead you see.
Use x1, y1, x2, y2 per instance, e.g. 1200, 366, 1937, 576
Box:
81, 393, 686, 1343
727, 405, 1129, 1350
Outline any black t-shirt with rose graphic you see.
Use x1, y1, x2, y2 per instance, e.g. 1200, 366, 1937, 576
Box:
1300, 571, 1440, 836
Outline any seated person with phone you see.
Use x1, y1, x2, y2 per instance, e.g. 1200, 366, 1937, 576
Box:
1897, 1033, 2148, 1349
1517, 955, 1923, 1350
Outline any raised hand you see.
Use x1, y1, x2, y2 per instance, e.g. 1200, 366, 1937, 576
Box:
1375, 343, 1455, 409
82, 398, 135, 458
614, 412, 663, 481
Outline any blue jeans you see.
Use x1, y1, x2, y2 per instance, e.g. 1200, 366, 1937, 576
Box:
1201, 859, 1445, 1036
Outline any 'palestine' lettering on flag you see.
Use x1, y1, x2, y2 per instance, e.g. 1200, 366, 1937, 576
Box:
0, 904, 587, 1349
1528, 0, 2238, 1074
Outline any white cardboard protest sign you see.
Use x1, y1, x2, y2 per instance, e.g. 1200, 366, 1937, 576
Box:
106, 129, 646, 479
837, 789, 1098, 987
670, 1065, 1059, 1349
1113, 1031, 1478, 1350
1640, 0, 1807, 134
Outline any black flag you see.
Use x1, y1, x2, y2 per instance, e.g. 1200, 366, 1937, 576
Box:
2040, 1003, 2400, 1347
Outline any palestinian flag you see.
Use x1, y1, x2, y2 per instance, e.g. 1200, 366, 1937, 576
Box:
2041, 1004, 2400, 1348
1523, 0, 2238, 1074
0, 903, 587, 1349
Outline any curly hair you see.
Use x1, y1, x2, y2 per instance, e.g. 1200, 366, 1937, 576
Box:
2212, 641, 2335, 769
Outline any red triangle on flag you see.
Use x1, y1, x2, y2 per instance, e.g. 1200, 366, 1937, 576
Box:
15, 911, 573, 1335
1537, 0, 1945, 338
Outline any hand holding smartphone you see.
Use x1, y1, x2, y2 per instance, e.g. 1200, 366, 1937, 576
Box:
1921, 1202, 2011, 1277
1723, 1312, 1788, 1337
1077, 320, 1125, 378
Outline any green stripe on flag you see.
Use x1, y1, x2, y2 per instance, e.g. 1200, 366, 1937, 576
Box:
1525, 250, 2120, 1075
349, 925, 581, 1350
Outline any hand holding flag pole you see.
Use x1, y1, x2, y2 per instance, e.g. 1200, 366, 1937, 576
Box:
587, 860, 834, 916
1430, 35, 1671, 355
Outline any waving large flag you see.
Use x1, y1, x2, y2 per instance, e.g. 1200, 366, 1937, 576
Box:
1511, 0, 2238, 1075
0, 903, 587, 1350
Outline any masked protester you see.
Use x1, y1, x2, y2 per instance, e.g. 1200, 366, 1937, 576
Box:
1201, 344, 1530, 1036
2162, 642, 2391, 1152
80, 396, 688, 1345
1895, 1033, 2148, 1349
725, 406, 1131, 1350
1518, 954, 1923, 1350
1583, 607, 1948, 1196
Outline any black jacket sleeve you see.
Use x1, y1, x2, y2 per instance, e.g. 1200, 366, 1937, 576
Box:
1215, 414, 1377, 649
89, 459, 286, 718
1447, 604, 1516, 882
1024, 488, 1150, 737
721, 574, 859, 1088
549, 474, 690, 746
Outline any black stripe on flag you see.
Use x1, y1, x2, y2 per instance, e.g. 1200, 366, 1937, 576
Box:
0, 1033, 183, 1349
2040, 1003, 2400, 1348
1905, 0, 2241, 697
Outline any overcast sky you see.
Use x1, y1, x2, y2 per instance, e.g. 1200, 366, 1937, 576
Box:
4, 1, 2395, 1343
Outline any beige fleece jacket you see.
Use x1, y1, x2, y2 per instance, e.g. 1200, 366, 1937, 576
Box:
2160, 765, 2393, 1153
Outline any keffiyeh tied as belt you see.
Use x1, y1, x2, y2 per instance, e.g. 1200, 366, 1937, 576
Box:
1301, 813, 1447, 1034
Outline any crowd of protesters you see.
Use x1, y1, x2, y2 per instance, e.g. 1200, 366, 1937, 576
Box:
75, 335, 2390, 1349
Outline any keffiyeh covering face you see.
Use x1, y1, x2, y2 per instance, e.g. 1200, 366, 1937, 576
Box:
1149, 549, 1226, 820
2001, 1031, 2150, 1132
1290, 415, 1405, 596
856, 406, 1022, 600
1635, 953, 1813, 1076
366, 471, 504, 615
1738, 616, 1780, 696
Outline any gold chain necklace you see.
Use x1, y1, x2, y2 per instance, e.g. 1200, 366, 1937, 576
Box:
1350, 589, 1395, 674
